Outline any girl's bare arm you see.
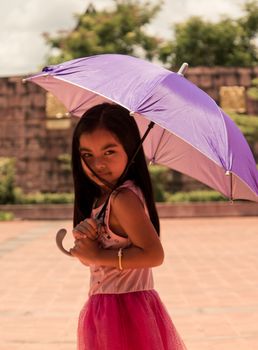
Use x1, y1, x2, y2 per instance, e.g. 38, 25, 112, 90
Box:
71, 189, 164, 269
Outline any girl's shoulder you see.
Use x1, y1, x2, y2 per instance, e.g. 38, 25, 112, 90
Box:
112, 180, 144, 200
111, 180, 146, 212
114, 179, 136, 191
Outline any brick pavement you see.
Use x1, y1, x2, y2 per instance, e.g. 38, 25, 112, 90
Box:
0, 217, 257, 350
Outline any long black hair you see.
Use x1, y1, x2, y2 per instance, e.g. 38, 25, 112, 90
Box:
72, 103, 160, 235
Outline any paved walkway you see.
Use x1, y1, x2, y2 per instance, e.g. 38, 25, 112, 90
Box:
0, 217, 257, 350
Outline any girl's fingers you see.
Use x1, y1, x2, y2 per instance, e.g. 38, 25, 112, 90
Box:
73, 220, 98, 240
85, 219, 99, 240
84, 218, 98, 231
81, 219, 98, 239
72, 228, 86, 239
80, 221, 96, 234
72, 218, 98, 240
73, 231, 83, 239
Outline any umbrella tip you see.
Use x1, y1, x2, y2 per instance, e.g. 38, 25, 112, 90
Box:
149, 158, 156, 165
177, 63, 189, 76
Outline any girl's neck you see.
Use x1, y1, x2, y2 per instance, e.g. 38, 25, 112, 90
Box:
94, 191, 110, 209
99, 186, 112, 195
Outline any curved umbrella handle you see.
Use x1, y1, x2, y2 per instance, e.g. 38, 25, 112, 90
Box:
56, 229, 72, 257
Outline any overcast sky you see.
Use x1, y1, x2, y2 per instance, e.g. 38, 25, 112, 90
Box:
0, 0, 246, 77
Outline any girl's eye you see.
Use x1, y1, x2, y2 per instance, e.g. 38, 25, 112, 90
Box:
81, 153, 92, 160
104, 150, 115, 155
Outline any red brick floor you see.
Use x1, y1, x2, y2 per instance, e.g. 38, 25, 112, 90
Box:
0, 217, 257, 350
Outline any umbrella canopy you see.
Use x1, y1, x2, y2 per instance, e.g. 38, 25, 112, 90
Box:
24, 54, 258, 202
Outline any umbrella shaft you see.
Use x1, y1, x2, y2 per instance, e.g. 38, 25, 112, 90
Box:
117, 121, 155, 186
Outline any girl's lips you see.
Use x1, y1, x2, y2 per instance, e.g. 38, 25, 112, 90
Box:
95, 172, 111, 177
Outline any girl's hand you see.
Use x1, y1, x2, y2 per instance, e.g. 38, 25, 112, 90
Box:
72, 218, 98, 241
70, 237, 100, 265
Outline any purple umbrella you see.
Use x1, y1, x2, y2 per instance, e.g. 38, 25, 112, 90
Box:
24, 54, 258, 202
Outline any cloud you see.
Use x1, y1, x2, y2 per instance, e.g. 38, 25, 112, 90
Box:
184, 0, 245, 21
0, 0, 88, 76
0, 0, 245, 77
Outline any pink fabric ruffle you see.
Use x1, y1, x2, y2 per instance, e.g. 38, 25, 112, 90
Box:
78, 290, 187, 350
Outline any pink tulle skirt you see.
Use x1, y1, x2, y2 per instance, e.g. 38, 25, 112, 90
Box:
77, 290, 187, 350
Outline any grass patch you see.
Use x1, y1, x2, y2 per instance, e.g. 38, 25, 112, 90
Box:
164, 190, 227, 203
13, 190, 74, 204
0, 211, 14, 221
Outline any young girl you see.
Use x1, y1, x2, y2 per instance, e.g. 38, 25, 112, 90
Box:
70, 103, 187, 350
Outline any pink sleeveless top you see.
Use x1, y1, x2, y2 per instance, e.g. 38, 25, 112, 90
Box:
89, 180, 154, 296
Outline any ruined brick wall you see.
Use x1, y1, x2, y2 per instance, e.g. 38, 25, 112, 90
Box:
43, 121, 77, 192
0, 77, 47, 192
186, 66, 258, 113
0, 67, 257, 194
0, 76, 76, 193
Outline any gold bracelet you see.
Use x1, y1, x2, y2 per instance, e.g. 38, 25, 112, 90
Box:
118, 248, 123, 270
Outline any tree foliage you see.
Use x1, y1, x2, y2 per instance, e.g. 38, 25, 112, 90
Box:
0, 158, 16, 204
44, 0, 162, 65
44, 1, 258, 68
159, 0, 258, 68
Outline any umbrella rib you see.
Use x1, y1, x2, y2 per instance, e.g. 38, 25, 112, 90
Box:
150, 128, 166, 164
53, 76, 132, 113
135, 112, 224, 169
230, 171, 258, 199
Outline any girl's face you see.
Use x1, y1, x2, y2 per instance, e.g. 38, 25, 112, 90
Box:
79, 128, 128, 190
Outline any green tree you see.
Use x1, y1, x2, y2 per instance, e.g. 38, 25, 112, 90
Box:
247, 78, 258, 101
44, 0, 162, 65
0, 158, 16, 204
159, 0, 258, 68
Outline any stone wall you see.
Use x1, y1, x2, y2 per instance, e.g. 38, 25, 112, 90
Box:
0, 66, 257, 194
185, 66, 258, 111
0, 76, 76, 193
1, 201, 258, 219
0, 77, 45, 192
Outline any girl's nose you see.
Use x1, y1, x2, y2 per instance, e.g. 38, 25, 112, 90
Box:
94, 158, 106, 170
